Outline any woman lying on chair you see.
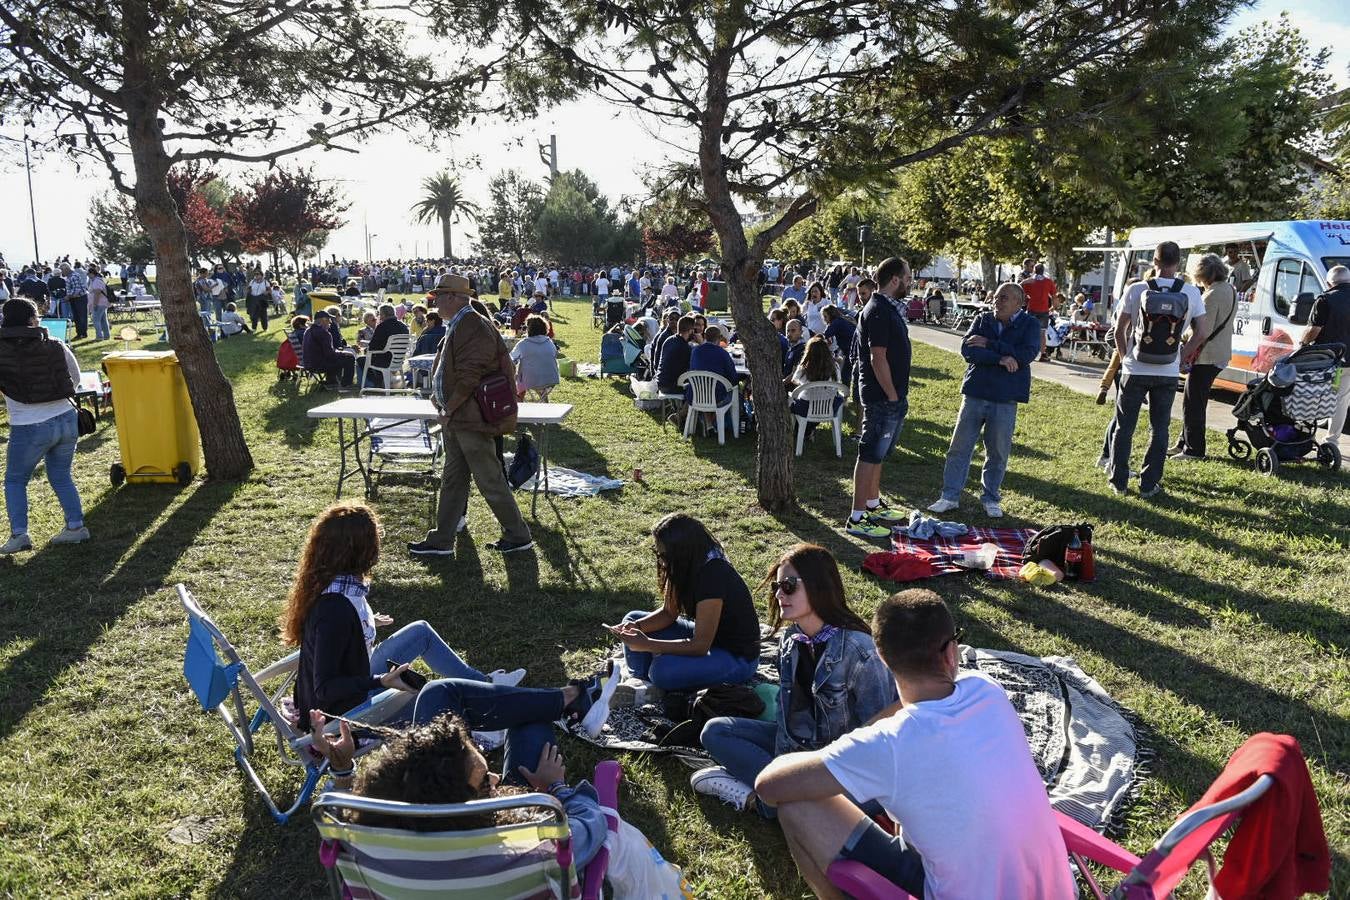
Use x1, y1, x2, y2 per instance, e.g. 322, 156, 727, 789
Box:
611, 513, 761, 692
311, 710, 608, 858
283, 502, 615, 738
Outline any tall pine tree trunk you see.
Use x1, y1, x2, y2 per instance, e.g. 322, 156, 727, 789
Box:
699, 20, 794, 511
124, 96, 254, 479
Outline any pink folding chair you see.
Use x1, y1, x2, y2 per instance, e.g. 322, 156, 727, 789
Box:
826, 777, 1273, 900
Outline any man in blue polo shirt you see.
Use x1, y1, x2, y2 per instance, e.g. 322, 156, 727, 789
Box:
927, 282, 1040, 519
846, 257, 912, 539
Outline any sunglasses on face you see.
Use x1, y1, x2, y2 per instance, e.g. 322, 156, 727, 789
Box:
770, 576, 801, 595
938, 628, 966, 652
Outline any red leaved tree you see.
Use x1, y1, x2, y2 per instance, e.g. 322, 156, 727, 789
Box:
642, 223, 713, 266
228, 167, 349, 274
166, 166, 225, 262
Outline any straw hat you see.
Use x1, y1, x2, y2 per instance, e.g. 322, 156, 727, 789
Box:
429, 273, 476, 297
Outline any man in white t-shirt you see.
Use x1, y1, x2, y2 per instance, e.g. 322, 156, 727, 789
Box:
756, 589, 1075, 900
1107, 240, 1206, 498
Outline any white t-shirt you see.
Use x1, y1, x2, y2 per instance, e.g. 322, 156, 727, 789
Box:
1118, 277, 1205, 378
821, 673, 1075, 900
535, 275, 548, 295
803, 299, 827, 335
596, 276, 611, 296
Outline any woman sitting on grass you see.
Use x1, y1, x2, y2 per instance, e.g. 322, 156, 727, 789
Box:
611, 513, 761, 692
690, 544, 895, 815
283, 501, 615, 737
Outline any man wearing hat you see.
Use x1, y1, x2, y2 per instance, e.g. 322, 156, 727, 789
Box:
409, 273, 533, 557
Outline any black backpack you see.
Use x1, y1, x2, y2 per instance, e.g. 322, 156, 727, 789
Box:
507, 433, 539, 489
1022, 523, 1093, 570
1132, 278, 1189, 365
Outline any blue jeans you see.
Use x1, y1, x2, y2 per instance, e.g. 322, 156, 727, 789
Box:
857, 399, 907, 464
369, 620, 486, 683
410, 679, 565, 786
1110, 374, 1177, 492
702, 716, 779, 817
620, 610, 759, 691
4, 409, 83, 535
92, 305, 111, 340
939, 397, 1018, 504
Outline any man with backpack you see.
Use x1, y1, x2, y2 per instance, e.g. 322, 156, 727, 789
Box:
1107, 241, 1206, 498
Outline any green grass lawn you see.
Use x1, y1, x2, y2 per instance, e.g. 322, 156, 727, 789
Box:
0, 296, 1345, 898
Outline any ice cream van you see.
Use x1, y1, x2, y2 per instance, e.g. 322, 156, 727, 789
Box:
1101, 220, 1350, 390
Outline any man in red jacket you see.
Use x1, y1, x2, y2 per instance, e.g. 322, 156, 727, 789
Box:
1019, 262, 1057, 361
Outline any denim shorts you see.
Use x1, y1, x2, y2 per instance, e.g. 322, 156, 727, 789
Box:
857, 399, 907, 464
839, 817, 926, 897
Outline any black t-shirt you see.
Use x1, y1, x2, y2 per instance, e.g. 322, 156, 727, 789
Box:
691, 557, 761, 661
856, 293, 911, 405
1311, 283, 1350, 361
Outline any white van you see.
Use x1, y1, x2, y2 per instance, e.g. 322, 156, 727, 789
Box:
1103, 220, 1350, 391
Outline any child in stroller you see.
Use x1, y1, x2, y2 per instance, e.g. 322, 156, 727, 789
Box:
1226, 343, 1343, 475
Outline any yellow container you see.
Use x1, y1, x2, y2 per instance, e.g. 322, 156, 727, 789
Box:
103, 351, 202, 486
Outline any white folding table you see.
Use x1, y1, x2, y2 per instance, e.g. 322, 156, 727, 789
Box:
307, 397, 573, 518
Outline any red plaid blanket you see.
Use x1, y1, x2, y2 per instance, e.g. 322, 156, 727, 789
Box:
889, 526, 1037, 580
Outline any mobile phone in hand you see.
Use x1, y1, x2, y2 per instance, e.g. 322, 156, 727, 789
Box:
387, 660, 428, 690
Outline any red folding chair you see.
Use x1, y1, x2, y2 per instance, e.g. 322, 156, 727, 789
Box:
826, 774, 1275, 900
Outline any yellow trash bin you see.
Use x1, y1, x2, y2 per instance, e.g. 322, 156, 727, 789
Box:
103, 351, 202, 486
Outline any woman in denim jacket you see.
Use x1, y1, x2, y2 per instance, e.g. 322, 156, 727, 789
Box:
691, 543, 897, 816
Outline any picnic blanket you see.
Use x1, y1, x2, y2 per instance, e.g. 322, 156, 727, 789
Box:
558, 634, 1148, 833
501, 452, 624, 497
868, 525, 1036, 581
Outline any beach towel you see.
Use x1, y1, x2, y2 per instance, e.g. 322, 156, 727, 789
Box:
877, 525, 1036, 580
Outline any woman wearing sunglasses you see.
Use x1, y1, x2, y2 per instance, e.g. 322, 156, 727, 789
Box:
608, 513, 761, 692
689, 543, 896, 815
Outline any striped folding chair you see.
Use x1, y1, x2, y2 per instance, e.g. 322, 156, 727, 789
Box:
314, 761, 622, 900
179, 584, 414, 824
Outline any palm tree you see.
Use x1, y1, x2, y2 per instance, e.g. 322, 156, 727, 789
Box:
410, 171, 481, 260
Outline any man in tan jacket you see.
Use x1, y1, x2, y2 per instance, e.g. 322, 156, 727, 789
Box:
409, 274, 533, 557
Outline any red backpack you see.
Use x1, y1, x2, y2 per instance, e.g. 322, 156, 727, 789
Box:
276, 338, 299, 372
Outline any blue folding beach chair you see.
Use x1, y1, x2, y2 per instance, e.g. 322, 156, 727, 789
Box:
178, 583, 413, 824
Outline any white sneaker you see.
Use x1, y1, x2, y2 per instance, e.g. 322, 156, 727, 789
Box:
0, 533, 33, 555
489, 668, 527, 687
49, 526, 89, 545
578, 663, 619, 739
690, 766, 753, 811
927, 498, 960, 514
982, 501, 1004, 518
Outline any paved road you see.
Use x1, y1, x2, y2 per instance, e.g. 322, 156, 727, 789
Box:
906, 322, 1243, 437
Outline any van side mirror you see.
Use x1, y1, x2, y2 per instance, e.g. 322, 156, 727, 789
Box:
1289, 292, 1316, 326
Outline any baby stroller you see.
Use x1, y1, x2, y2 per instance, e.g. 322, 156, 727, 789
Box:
1226, 344, 1343, 475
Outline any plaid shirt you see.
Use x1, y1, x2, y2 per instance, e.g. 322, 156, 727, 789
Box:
66, 268, 88, 296
325, 575, 375, 650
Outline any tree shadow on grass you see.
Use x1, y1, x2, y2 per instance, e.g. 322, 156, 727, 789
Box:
984, 587, 1349, 767
0, 479, 241, 742
261, 381, 331, 450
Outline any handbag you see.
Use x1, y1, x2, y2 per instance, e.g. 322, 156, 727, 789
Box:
70, 399, 96, 436
475, 373, 518, 424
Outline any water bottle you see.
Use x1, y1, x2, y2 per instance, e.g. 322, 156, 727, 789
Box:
1064, 533, 1083, 581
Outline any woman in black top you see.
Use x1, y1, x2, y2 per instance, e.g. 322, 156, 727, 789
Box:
610, 513, 761, 691
284, 502, 614, 737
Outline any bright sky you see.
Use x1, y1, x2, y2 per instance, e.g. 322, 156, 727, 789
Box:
1, 0, 1346, 267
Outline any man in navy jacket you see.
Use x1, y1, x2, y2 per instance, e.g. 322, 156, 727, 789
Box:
927, 282, 1040, 518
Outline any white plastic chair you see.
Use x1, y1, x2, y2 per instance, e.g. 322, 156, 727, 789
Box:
791, 380, 847, 457
677, 370, 740, 444
360, 332, 415, 395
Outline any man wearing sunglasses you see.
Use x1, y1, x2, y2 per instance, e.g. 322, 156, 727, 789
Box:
755, 589, 1074, 900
